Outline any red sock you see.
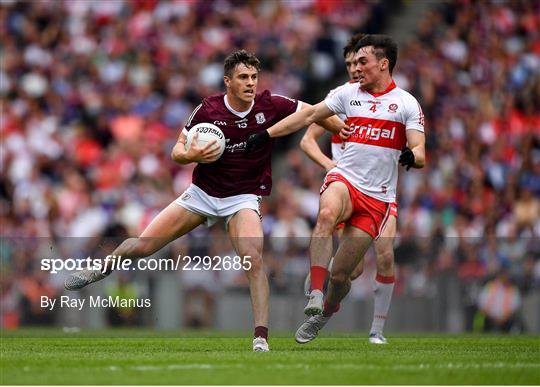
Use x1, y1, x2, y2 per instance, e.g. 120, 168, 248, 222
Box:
310, 266, 328, 292
376, 274, 395, 283
254, 326, 268, 340
323, 300, 340, 317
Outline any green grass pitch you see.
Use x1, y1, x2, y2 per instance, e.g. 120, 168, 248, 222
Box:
1, 330, 538, 385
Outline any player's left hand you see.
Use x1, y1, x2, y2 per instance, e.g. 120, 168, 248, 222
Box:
399, 146, 415, 170
245, 130, 270, 153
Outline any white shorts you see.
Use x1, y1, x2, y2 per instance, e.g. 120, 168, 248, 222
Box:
174, 184, 262, 227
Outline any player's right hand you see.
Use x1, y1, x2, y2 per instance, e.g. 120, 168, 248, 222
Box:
187, 133, 222, 163
339, 125, 353, 141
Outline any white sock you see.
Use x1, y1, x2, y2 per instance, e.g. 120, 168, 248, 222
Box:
370, 274, 395, 335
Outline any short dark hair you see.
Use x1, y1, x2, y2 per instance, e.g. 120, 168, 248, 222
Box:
354, 34, 398, 74
223, 50, 261, 77
343, 33, 365, 58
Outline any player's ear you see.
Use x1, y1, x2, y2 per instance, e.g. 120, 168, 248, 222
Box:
223, 75, 231, 88
380, 58, 388, 72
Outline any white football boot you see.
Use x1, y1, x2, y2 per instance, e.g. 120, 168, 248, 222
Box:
295, 314, 330, 344
368, 332, 388, 344
304, 289, 324, 316
252, 337, 269, 352
64, 270, 109, 290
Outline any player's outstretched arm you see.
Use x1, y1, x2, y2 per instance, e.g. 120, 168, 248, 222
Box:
171, 132, 221, 164
399, 130, 425, 170
300, 124, 336, 172
246, 102, 337, 152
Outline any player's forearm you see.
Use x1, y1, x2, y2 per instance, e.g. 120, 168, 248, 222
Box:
267, 107, 314, 138
315, 115, 344, 135
410, 145, 425, 168
300, 136, 335, 171
171, 141, 193, 164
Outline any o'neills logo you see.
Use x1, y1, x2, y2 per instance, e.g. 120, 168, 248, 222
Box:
350, 124, 396, 141
197, 126, 224, 139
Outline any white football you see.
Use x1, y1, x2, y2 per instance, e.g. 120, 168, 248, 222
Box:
185, 122, 226, 162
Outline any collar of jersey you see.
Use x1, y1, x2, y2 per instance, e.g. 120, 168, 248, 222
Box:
361, 80, 396, 98
224, 95, 254, 118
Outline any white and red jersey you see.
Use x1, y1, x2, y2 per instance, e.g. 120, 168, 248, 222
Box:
331, 133, 345, 162
325, 80, 424, 203
326, 81, 353, 162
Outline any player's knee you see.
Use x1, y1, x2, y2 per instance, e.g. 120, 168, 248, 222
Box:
242, 252, 263, 275
376, 249, 394, 273
316, 207, 339, 232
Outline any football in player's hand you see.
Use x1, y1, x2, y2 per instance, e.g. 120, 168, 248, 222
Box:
185, 123, 226, 161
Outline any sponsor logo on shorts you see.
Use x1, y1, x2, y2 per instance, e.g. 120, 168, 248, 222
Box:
181, 193, 191, 201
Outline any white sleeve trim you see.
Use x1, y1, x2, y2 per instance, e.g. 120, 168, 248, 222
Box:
406, 126, 424, 133
185, 103, 202, 128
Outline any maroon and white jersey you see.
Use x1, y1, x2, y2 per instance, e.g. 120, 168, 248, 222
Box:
325, 80, 424, 203
181, 90, 301, 198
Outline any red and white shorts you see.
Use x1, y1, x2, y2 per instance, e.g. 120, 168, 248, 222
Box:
321, 173, 393, 239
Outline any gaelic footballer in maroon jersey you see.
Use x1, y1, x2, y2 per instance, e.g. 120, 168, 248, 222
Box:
182, 91, 300, 198
63, 50, 342, 353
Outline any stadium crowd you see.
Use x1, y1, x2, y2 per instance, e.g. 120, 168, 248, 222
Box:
1, 0, 539, 331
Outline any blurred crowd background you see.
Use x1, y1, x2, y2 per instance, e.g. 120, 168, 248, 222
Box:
1, 0, 539, 333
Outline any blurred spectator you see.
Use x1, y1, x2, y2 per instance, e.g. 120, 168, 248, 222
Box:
477, 269, 522, 333
1, 0, 538, 328
105, 273, 143, 326
458, 246, 487, 331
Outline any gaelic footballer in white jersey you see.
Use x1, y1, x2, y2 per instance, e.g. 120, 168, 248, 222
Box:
324, 80, 424, 203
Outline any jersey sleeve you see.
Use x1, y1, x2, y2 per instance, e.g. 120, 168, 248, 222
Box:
404, 95, 425, 132
270, 94, 302, 120
181, 103, 205, 136
324, 83, 347, 115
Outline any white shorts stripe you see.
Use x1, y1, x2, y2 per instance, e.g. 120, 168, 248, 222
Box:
375, 203, 391, 240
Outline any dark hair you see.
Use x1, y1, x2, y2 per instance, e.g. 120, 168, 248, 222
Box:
223, 50, 261, 77
343, 33, 365, 58
354, 34, 398, 74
